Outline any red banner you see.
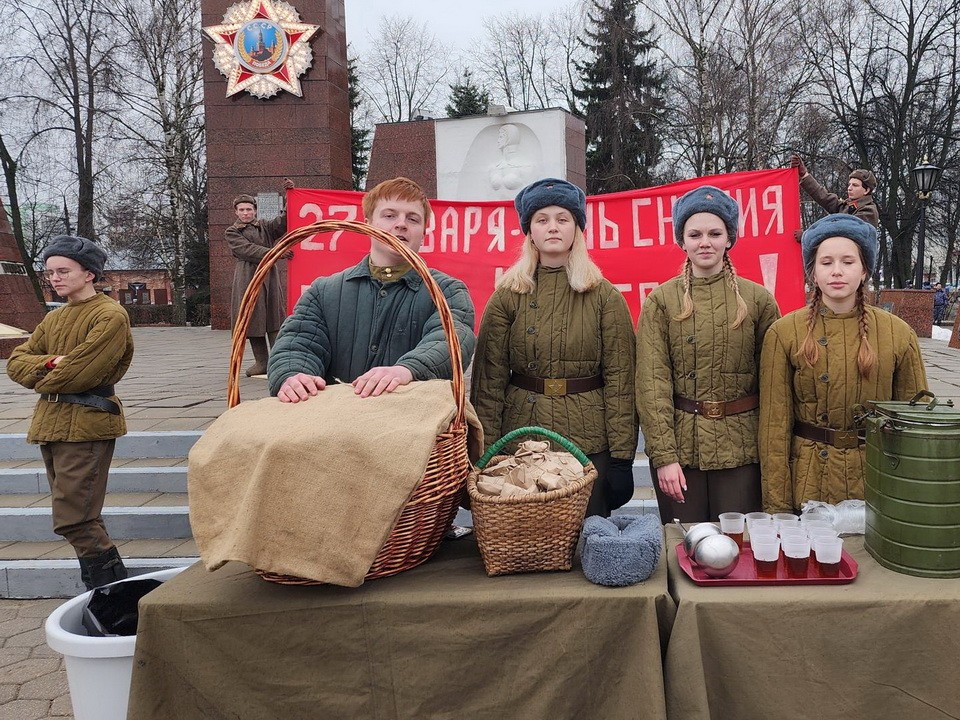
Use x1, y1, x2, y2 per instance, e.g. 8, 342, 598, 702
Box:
286, 168, 805, 323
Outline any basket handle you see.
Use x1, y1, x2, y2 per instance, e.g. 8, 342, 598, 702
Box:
476, 426, 590, 468
228, 219, 465, 429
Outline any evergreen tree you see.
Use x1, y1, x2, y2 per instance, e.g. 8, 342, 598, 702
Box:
445, 70, 491, 118
574, 0, 665, 193
348, 55, 371, 191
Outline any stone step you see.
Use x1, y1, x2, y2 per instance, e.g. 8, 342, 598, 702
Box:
0, 430, 203, 460
0, 557, 197, 599
0, 505, 191, 542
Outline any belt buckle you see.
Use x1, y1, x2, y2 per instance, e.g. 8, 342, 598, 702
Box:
701, 400, 725, 419
47, 394, 59, 403
543, 379, 567, 397
833, 430, 860, 449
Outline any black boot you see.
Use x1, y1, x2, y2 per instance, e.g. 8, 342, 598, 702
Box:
79, 547, 129, 590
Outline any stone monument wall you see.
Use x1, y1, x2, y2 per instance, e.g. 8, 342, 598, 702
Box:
203, 0, 352, 330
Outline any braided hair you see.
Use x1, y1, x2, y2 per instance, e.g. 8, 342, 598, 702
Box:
672, 252, 748, 329
796, 284, 876, 378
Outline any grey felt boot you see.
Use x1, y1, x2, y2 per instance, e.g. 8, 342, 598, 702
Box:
246, 336, 269, 377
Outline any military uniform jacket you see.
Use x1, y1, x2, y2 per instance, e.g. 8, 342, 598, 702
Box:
7, 294, 133, 443
636, 271, 781, 471
758, 305, 927, 513
800, 173, 880, 227
225, 213, 287, 337
471, 266, 638, 459
267, 256, 476, 394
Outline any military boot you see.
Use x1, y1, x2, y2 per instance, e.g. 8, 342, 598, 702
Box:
79, 547, 129, 590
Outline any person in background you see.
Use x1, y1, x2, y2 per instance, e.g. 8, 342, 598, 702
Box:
7, 235, 134, 590
268, 176, 476, 401
636, 186, 781, 524
790, 154, 879, 228
759, 214, 927, 512
226, 178, 294, 377
471, 178, 638, 517
933, 282, 948, 324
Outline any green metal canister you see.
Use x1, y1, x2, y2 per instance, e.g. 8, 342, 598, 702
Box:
864, 393, 960, 577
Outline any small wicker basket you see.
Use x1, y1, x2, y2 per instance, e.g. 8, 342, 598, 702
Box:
227, 219, 471, 585
466, 426, 597, 576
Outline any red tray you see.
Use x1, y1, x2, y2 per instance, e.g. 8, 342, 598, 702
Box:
676, 542, 858, 586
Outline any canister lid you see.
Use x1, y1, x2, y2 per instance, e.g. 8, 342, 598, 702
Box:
868, 392, 960, 425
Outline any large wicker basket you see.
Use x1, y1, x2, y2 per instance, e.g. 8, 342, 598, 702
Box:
466, 426, 597, 576
227, 219, 471, 584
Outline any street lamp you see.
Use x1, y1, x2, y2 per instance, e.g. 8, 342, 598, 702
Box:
912, 158, 943, 288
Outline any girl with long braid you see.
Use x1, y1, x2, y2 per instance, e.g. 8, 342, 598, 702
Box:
637, 186, 781, 523
759, 214, 927, 513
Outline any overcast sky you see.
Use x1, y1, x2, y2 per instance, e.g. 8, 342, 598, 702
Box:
344, 0, 561, 55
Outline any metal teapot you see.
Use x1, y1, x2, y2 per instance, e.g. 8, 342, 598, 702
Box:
677, 519, 740, 578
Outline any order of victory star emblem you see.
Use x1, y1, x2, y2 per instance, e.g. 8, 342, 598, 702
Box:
204, 0, 320, 99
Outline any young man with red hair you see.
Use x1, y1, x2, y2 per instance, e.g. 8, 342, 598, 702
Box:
267, 177, 476, 401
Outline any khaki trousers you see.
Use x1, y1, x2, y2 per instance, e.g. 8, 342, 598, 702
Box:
653, 462, 762, 525
40, 440, 116, 558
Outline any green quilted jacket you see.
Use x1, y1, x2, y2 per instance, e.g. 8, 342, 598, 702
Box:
636, 271, 780, 470
267, 257, 476, 393
759, 305, 927, 512
470, 266, 638, 459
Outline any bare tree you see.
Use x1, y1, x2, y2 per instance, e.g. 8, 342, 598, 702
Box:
474, 3, 588, 111
359, 16, 450, 121
106, 0, 206, 322
642, 0, 809, 177
8, 0, 120, 240
799, 0, 960, 286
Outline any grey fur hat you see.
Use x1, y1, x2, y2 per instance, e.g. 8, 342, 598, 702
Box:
514, 178, 587, 235
801, 214, 878, 275
580, 514, 662, 587
42, 235, 108, 282
672, 185, 740, 247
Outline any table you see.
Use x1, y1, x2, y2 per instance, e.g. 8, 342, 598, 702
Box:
663, 525, 960, 720
128, 536, 676, 720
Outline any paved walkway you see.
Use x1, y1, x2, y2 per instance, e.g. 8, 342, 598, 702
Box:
0, 325, 958, 719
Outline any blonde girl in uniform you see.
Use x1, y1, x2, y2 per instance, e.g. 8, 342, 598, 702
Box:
471, 178, 638, 517
636, 186, 781, 523
759, 214, 927, 512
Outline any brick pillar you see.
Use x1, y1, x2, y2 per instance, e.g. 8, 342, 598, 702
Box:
0, 201, 45, 355
203, 0, 352, 330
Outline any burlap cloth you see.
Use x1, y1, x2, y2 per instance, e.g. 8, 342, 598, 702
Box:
188, 380, 482, 586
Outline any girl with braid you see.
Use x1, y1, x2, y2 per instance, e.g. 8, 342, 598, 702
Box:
636, 185, 780, 523
759, 214, 927, 513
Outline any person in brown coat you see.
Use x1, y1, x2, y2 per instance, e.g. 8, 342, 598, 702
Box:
636, 185, 781, 524
759, 214, 927, 512
790, 154, 879, 228
226, 178, 294, 376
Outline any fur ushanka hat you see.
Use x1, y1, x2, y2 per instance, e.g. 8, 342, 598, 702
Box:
42, 235, 108, 282
848, 169, 877, 193
515, 178, 587, 235
801, 214, 878, 275
672, 185, 740, 247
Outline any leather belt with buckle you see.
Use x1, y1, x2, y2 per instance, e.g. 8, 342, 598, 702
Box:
794, 420, 865, 449
40, 385, 120, 415
509, 373, 604, 397
673, 394, 759, 419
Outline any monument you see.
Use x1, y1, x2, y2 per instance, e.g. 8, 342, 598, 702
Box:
202, 0, 352, 331
0, 202, 45, 358
366, 108, 586, 200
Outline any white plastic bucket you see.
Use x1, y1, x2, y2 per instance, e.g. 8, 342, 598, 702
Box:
44, 566, 186, 720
